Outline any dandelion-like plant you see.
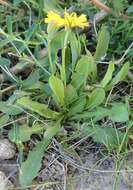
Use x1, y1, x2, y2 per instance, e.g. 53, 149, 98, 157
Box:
45, 10, 88, 85
45, 10, 88, 29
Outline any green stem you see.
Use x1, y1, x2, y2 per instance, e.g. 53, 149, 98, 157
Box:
48, 41, 54, 74
61, 30, 70, 86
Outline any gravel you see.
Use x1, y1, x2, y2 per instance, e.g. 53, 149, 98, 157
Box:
0, 139, 16, 160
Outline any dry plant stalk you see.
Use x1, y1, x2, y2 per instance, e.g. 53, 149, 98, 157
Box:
90, 0, 111, 12
90, 0, 129, 19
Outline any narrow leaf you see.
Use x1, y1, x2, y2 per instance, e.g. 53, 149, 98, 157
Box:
0, 101, 22, 115
69, 95, 86, 115
8, 123, 45, 142
64, 84, 78, 105
72, 55, 93, 90
19, 140, 50, 187
49, 75, 64, 105
86, 88, 105, 109
100, 62, 115, 88
0, 114, 9, 128
19, 119, 61, 187
17, 97, 59, 119
6, 16, 12, 34
94, 25, 110, 62
106, 62, 130, 90
22, 70, 40, 89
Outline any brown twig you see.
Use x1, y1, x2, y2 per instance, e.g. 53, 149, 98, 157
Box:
90, 0, 130, 19
0, 84, 16, 95
90, 0, 111, 13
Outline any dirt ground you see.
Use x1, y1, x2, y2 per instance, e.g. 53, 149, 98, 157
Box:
1, 139, 133, 190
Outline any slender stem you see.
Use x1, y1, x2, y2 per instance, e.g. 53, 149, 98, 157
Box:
61, 30, 70, 86
48, 41, 54, 74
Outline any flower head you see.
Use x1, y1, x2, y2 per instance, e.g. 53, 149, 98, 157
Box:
45, 10, 88, 29
45, 11, 65, 27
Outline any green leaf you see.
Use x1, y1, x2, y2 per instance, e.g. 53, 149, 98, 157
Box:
17, 97, 59, 119
72, 107, 109, 121
94, 25, 110, 62
0, 57, 11, 67
25, 24, 38, 41
19, 139, 50, 187
69, 31, 81, 69
44, 119, 62, 140
8, 123, 44, 142
112, 0, 125, 15
109, 103, 129, 122
49, 75, 64, 106
79, 125, 126, 150
86, 51, 97, 80
22, 70, 40, 89
13, 0, 24, 5
69, 95, 86, 115
19, 119, 61, 187
43, 0, 61, 12
6, 16, 12, 34
0, 101, 22, 115
0, 114, 9, 128
64, 84, 78, 105
71, 55, 93, 90
126, 5, 133, 13
86, 88, 105, 109
100, 62, 115, 88
0, 37, 13, 49
106, 62, 130, 90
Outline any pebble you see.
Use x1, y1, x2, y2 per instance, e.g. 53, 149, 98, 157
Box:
0, 139, 16, 160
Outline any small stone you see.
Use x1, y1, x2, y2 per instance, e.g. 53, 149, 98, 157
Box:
0, 139, 16, 160
0, 171, 14, 189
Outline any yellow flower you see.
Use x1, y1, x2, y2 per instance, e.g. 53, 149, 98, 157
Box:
64, 11, 88, 29
45, 11, 65, 27
45, 10, 88, 29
